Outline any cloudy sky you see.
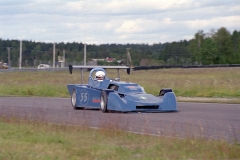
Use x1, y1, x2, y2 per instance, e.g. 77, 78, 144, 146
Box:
0, 0, 240, 44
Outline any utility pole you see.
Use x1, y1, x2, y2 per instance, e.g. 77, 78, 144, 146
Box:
19, 8, 23, 69
63, 49, 65, 67
53, 43, 55, 68
126, 48, 132, 68
6, 47, 12, 68
84, 43, 86, 66
19, 40, 22, 69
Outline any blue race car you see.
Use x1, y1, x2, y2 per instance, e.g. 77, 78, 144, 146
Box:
67, 65, 178, 113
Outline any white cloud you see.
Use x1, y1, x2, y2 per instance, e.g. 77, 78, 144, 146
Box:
115, 19, 144, 33
186, 16, 240, 31
0, 0, 240, 44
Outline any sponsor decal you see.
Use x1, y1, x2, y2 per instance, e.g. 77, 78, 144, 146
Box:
126, 85, 139, 90
92, 98, 100, 103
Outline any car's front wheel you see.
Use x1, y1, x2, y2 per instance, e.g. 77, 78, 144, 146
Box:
100, 91, 108, 112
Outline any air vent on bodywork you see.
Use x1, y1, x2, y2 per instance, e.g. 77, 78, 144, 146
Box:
136, 105, 158, 109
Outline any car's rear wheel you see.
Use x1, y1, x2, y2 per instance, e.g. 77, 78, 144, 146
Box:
71, 89, 78, 110
100, 91, 108, 112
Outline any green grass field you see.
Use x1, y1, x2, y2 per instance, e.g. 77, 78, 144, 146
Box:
1, 117, 240, 160
1, 67, 240, 99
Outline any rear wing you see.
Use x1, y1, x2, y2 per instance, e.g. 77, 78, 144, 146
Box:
69, 65, 131, 84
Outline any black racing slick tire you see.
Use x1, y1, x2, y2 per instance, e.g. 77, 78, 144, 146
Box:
71, 89, 78, 110
100, 90, 108, 113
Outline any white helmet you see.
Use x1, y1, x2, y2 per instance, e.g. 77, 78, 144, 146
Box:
95, 71, 105, 81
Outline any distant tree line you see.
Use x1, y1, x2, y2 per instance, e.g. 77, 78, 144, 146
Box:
0, 27, 240, 67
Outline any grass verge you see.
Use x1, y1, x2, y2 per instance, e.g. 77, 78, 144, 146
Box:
0, 67, 240, 98
1, 67, 240, 103
1, 117, 240, 160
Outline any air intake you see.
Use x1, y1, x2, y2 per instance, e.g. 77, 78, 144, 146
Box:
136, 105, 158, 109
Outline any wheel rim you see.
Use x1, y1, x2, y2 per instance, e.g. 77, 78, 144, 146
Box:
72, 91, 76, 107
100, 94, 105, 110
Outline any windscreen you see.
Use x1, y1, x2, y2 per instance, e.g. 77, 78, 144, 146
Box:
119, 84, 144, 93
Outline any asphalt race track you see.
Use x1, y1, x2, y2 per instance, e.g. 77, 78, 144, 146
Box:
0, 97, 239, 143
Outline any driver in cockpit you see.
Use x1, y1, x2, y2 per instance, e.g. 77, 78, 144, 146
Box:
95, 71, 105, 82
